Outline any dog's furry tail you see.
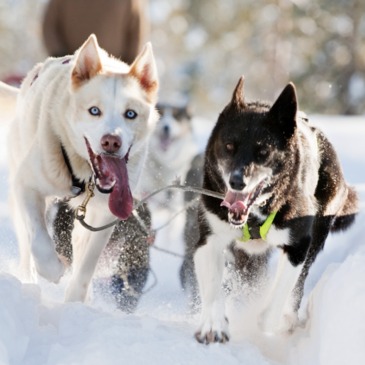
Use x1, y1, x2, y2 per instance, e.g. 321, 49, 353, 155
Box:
0, 81, 19, 120
331, 186, 359, 232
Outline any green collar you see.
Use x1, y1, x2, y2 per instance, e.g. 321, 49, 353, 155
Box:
239, 211, 277, 242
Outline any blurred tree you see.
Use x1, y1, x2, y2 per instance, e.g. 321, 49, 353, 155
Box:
292, 0, 365, 115
0, 0, 363, 115
150, 0, 365, 116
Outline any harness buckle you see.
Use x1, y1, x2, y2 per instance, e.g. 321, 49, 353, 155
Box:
75, 182, 95, 220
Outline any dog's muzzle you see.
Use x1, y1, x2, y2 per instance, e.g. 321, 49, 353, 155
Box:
85, 137, 133, 220
221, 179, 268, 227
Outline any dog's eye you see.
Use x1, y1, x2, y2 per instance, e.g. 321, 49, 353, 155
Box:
256, 148, 270, 160
89, 106, 101, 116
226, 143, 234, 152
124, 109, 138, 120
156, 108, 164, 117
173, 109, 188, 120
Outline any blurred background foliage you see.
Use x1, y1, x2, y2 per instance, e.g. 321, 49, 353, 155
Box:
0, 0, 364, 118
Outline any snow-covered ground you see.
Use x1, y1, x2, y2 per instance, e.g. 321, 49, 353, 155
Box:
0, 115, 364, 365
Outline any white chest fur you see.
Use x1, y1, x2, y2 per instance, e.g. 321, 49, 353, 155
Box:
206, 211, 290, 255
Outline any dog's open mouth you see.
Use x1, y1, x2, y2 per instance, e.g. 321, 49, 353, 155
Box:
220, 180, 267, 227
85, 138, 133, 220
159, 134, 175, 151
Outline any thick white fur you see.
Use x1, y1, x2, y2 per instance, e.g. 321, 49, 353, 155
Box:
195, 211, 296, 338
3, 34, 159, 302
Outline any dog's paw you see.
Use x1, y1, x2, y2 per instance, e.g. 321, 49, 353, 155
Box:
65, 277, 91, 302
195, 329, 230, 344
194, 316, 230, 344
35, 256, 65, 283
259, 309, 298, 336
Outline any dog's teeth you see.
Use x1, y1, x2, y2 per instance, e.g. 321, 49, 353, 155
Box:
103, 180, 116, 190
95, 177, 116, 191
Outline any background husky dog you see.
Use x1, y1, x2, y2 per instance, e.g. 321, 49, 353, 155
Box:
193, 76, 358, 344
4, 34, 159, 303
141, 102, 198, 206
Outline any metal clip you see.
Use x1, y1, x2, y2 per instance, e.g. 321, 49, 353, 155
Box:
75, 181, 95, 220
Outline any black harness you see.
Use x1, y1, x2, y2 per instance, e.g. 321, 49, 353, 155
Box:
61, 145, 87, 196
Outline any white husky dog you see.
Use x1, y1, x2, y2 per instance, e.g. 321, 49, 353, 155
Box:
2, 34, 159, 302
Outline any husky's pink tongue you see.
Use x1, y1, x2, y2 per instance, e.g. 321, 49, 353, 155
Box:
221, 190, 249, 225
98, 154, 133, 220
84, 138, 133, 220
221, 191, 248, 214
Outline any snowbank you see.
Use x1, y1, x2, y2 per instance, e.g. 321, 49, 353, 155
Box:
0, 115, 364, 365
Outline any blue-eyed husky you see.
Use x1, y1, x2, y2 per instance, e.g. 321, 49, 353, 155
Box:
2, 34, 159, 303
193, 76, 358, 343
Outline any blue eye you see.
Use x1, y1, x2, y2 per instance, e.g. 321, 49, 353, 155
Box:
124, 109, 138, 120
89, 106, 101, 116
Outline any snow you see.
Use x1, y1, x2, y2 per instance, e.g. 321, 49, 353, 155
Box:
0, 114, 364, 365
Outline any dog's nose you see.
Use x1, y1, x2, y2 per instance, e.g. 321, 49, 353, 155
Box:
163, 124, 170, 135
229, 170, 245, 191
101, 134, 122, 153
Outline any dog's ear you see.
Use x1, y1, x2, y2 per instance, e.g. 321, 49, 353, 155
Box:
129, 43, 159, 103
267, 82, 297, 140
71, 34, 102, 88
231, 76, 246, 109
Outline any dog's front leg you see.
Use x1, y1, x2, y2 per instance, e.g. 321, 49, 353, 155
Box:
65, 211, 114, 302
10, 186, 65, 282
194, 234, 229, 344
259, 249, 304, 335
